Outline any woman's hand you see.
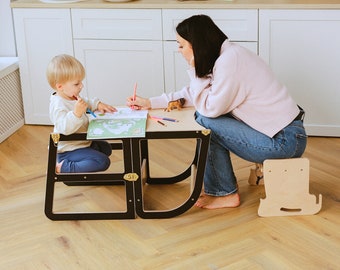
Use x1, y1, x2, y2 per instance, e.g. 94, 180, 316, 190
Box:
126, 95, 151, 110
97, 102, 117, 114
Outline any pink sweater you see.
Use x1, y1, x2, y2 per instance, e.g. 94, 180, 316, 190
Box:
150, 40, 299, 138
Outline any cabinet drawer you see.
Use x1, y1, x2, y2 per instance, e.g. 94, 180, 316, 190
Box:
163, 9, 258, 42
72, 9, 162, 40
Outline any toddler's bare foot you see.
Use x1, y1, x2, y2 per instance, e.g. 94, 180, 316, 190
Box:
195, 193, 240, 209
56, 160, 64, 173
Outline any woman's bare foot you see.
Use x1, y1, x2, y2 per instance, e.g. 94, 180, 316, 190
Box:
195, 193, 240, 209
56, 160, 64, 173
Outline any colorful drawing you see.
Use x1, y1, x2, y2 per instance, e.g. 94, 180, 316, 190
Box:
86, 108, 148, 139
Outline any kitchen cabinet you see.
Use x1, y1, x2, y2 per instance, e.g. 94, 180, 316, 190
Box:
13, 8, 73, 125
259, 9, 340, 136
72, 9, 164, 106
13, 8, 163, 124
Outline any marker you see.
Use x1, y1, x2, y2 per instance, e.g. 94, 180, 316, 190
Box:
73, 95, 96, 118
133, 82, 137, 101
86, 108, 97, 118
157, 120, 166, 126
131, 82, 137, 110
150, 116, 178, 122
148, 115, 167, 126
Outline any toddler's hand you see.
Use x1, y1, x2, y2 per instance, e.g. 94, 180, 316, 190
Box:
97, 102, 117, 114
74, 97, 87, 118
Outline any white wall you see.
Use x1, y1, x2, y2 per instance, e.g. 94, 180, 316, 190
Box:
0, 0, 16, 56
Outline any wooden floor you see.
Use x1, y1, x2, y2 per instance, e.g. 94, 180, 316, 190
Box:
1, 125, 339, 270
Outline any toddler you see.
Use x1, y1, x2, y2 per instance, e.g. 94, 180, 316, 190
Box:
47, 54, 117, 173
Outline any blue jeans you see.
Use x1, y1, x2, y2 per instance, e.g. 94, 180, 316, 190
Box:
58, 141, 112, 173
195, 112, 307, 196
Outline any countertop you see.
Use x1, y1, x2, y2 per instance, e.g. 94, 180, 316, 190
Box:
10, 0, 340, 9
0, 57, 18, 78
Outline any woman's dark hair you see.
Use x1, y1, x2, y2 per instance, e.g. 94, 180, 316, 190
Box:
176, 14, 228, 78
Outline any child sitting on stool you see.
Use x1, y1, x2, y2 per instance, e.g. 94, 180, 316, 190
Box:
47, 54, 117, 173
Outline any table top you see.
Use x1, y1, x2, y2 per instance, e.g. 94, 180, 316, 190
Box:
146, 107, 205, 132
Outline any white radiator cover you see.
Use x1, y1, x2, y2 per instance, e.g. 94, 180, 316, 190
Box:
0, 57, 24, 143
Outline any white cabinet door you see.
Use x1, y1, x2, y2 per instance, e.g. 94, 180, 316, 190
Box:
164, 41, 258, 93
13, 9, 73, 124
163, 41, 189, 93
163, 9, 258, 42
74, 40, 164, 106
259, 10, 340, 136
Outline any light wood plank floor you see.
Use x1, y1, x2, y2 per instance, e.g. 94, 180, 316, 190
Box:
1, 125, 339, 270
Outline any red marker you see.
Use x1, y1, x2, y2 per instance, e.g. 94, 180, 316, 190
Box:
73, 96, 96, 118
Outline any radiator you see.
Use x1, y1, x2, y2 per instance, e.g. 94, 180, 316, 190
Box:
0, 57, 24, 143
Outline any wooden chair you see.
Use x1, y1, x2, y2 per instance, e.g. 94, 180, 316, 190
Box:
258, 158, 322, 217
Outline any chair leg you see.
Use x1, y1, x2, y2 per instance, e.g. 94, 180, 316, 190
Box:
248, 163, 264, 185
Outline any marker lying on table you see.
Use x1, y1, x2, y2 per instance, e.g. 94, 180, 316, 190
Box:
73, 95, 97, 118
150, 116, 178, 122
156, 120, 166, 126
148, 115, 167, 126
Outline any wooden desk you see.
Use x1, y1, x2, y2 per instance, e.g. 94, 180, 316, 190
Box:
44, 108, 210, 220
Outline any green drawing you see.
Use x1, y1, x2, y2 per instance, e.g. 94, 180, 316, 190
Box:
86, 108, 147, 139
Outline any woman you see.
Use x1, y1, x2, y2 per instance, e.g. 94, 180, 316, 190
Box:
127, 15, 307, 209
